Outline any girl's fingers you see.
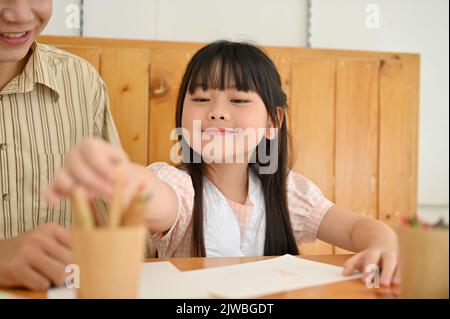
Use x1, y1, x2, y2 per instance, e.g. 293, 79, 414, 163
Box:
343, 249, 399, 287
81, 151, 116, 184
121, 177, 145, 210
42, 169, 76, 206
66, 151, 114, 199
42, 185, 60, 206
79, 141, 127, 184
52, 169, 76, 197
120, 164, 149, 208
46, 139, 127, 203
380, 252, 398, 287
362, 250, 382, 270
100, 140, 128, 163
342, 253, 363, 276
361, 250, 382, 283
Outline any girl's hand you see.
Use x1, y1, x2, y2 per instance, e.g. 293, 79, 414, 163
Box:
342, 244, 400, 287
44, 138, 177, 234
44, 138, 130, 204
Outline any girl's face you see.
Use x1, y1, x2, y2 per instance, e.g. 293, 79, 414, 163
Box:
181, 87, 273, 163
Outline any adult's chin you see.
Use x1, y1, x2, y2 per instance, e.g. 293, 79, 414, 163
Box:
0, 47, 31, 63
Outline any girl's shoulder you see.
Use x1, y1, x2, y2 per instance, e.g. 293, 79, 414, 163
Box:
286, 170, 335, 244
286, 170, 327, 205
147, 162, 193, 190
147, 161, 188, 174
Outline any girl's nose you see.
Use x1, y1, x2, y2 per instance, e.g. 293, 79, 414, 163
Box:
207, 102, 230, 121
209, 113, 226, 120
2, 0, 35, 25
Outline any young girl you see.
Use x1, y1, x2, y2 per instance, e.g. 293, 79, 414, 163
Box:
45, 41, 399, 287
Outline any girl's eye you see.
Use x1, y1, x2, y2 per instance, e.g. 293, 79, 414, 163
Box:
231, 99, 250, 104
192, 98, 210, 102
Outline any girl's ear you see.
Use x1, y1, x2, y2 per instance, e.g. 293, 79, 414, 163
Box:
266, 107, 285, 140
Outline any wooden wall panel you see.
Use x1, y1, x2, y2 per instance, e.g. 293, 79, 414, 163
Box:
378, 58, 420, 229
334, 59, 380, 254
100, 48, 150, 165
55, 45, 101, 71
267, 51, 292, 103
290, 58, 336, 255
148, 48, 196, 164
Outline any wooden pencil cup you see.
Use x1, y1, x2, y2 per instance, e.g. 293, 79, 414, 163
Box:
398, 225, 449, 298
71, 226, 147, 299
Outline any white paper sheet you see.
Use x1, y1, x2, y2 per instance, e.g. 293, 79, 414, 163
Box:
48, 255, 361, 299
48, 261, 208, 299
183, 254, 362, 298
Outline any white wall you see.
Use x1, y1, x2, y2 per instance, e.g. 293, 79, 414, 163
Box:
43, 0, 81, 36
82, 0, 308, 46
310, 0, 449, 213
83, 0, 158, 40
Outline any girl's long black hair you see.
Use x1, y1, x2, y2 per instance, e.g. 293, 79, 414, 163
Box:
175, 40, 298, 257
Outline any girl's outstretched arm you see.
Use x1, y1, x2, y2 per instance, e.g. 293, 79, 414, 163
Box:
317, 206, 399, 287
44, 138, 178, 234
121, 162, 179, 233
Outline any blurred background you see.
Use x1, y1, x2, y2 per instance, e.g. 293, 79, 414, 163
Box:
43, 0, 449, 223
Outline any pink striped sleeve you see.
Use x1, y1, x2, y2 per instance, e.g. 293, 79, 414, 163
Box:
287, 171, 334, 244
146, 162, 194, 257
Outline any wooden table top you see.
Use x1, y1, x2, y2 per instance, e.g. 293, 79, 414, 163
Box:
0, 254, 400, 299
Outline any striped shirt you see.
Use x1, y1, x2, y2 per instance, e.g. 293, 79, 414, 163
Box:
0, 42, 120, 239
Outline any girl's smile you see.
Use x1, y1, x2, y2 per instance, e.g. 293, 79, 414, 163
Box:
202, 127, 237, 136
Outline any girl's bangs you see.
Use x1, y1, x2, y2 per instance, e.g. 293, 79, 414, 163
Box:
187, 45, 258, 94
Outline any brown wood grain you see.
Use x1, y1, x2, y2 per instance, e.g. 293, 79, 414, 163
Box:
148, 48, 196, 164
54, 45, 101, 71
100, 47, 150, 165
334, 59, 380, 254
290, 58, 336, 255
38, 35, 419, 61
378, 58, 420, 229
